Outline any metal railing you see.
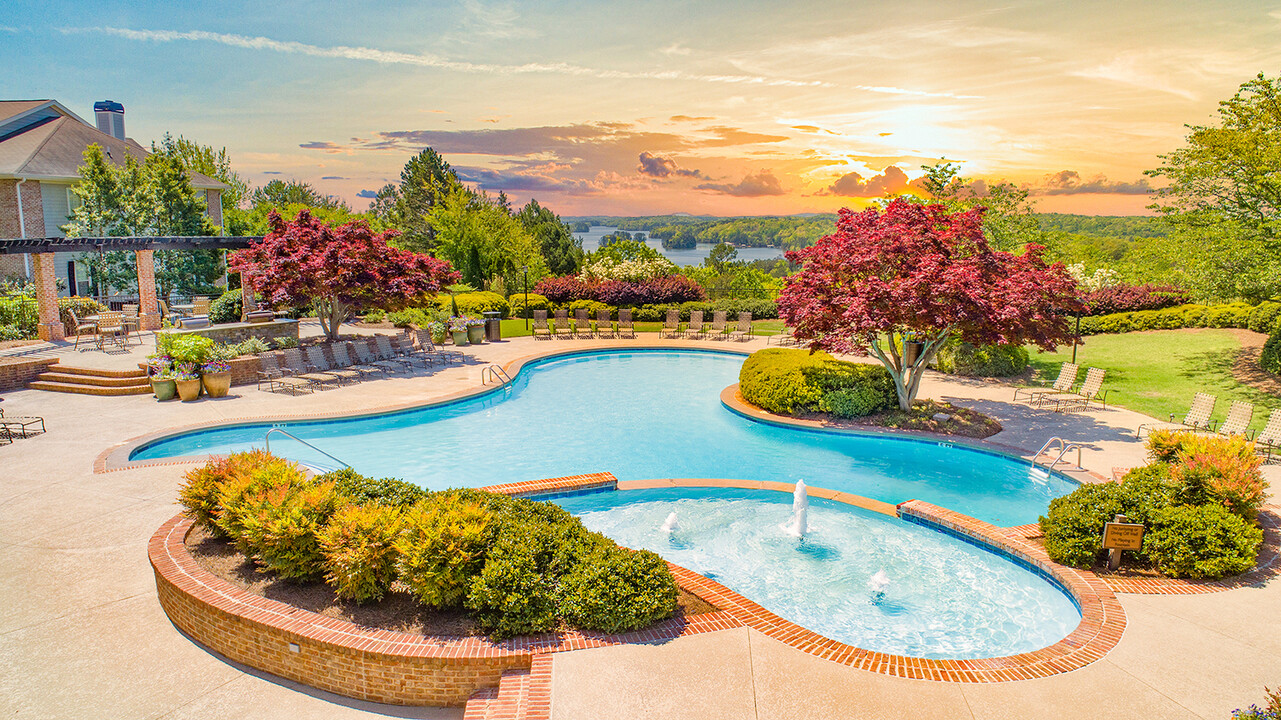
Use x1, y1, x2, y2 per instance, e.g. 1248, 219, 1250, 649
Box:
264, 428, 351, 470
1032, 436, 1084, 471
481, 364, 513, 388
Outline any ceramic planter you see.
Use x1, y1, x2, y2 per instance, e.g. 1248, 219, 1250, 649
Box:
176, 378, 203, 402
202, 371, 231, 398
151, 378, 177, 401
467, 325, 485, 344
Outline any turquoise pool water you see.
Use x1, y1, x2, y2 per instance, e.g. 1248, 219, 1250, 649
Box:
131, 350, 1075, 525
557, 487, 1081, 659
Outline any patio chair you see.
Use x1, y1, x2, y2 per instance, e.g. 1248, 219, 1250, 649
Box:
413, 329, 464, 364
1252, 409, 1281, 461
282, 347, 341, 389
331, 342, 386, 379
120, 303, 140, 334
68, 308, 97, 350
532, 310, 552, 340
1136, 392, 1217, 437
1013, 362, 1079, 404
193, 298, 211, 316
660, 309, 682, 338
351, 339, 403, 374
553, 309, 573, 338
686, 310, 706, 340
574, 309, 595, 338
1044, 367, 1110, 412
1215, 401, 1253, 437
729, 311, 753, 342
0, 407, 46, 438
374, 335, 418, 371
305, 346, 362, 385
0, 425, 10, 445
392, 335, 434, 369
595, 309, 614, 338
709, 311, 729, 340
94, 311, 128, 351
617, 309, 636, 339
255, 352, 312, 394
768, 327, 799, 346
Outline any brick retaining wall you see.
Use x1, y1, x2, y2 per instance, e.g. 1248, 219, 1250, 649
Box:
0, 357, 59, 391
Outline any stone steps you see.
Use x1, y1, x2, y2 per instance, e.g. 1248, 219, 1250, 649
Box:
27, 363, 152, 396
462, 654, 552, 720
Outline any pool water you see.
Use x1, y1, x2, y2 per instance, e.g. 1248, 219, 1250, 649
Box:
557, 487, 1081, 659
131, 350, 1075, 526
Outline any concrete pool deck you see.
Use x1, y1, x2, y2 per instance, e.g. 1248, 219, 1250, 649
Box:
2, 328, 1279, 719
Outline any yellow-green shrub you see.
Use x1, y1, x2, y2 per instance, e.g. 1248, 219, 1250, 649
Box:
177, 450, 276, 536
395, 496, 494, 607
739, 348, 895, 416
435, 291, 510, 318
318, 504, 404, 603
508, 293, 550, 318
242, 481, 346, 581
560, 546, 678, 633
213, 457, 310, 553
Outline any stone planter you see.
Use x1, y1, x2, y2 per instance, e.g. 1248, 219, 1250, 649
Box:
176, 378, 203, 402
202, 371, 231, 398
151, 378, 177, 401
467, 325, 485, 344
451, 330, 469, 346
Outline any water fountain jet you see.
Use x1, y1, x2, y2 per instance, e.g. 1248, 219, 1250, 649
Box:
782, 480, 809, 537
660, 511, 680, 533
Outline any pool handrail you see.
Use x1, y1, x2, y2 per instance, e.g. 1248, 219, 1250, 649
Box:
264, 427, 351, 469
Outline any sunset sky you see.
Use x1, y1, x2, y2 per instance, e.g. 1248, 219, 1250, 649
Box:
5, 1, 1281, 216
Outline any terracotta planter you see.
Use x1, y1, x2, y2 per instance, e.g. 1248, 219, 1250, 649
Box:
175, 378, 203, 402
202, 371, 231, 398
451, 330, 469, 346
151, 378, 177, 401
467, 325, 485, 344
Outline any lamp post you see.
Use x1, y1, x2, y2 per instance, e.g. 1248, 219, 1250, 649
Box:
521, 265, 529, 331
1071, 314, 1081, 364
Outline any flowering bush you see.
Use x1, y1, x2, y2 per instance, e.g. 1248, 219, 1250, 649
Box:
534, 276, 596, 303
580, 255, 676, 282
1081, 283, 1190, 316
535, 274, 706, 306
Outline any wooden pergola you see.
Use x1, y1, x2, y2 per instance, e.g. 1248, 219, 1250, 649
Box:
0, 236, 262, 340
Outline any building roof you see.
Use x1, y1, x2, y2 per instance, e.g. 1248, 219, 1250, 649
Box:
0, 99, 225, 190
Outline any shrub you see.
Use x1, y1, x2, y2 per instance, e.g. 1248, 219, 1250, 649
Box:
1247, 301, 1281, 334
396, 496, 494, 608
320, 467, 429, 508
507, 292, 550, 318
1170, 450, 1269, 518
711, 297, 778, 320
819, 385, 889, 418
534, 276, 595, 304
1263, 323, 1281, 376
1232, 687, 1281, 720
644, 275, 707, 304
362, 309, 386, 323
1082, 283, 1190, 315
57, 297, 108, 336
213, 456, 311, 552
209, 289, 242, 324
317, 503, 404, 603
435, 291, 509, 318
632, 304, 669, 322
157, 333, 216, 364
387, 307, 432, 328
739, 348, 896, 416
935, 342, 1030, 377
1205, 302, 1253, 329
1039, 471, 1176, 568
1144, 504, 1262, 579
0, 323, 24, 341
565, 299, 610, 316
273, 336, 299, 349
464, 538, 558, 639
244, 481, 346, 581
177, 450, 276, 536
232, 337, 270, 356
560, 546, 678, 633
1146, 430, 1257, 465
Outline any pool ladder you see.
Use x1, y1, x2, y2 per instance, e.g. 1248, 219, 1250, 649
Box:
264, 428, 351, 471
1032, 437, 1084, 472
481, 364, 513, 389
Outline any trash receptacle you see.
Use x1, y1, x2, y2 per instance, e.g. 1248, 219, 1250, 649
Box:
484, 311, 502, 342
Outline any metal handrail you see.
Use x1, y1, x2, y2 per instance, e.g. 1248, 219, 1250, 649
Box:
1032, 436, 1083, 471
264, 428, 350, 469
481, 364, 513, 387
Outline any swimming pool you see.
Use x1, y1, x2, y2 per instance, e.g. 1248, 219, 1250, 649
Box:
557, 486, 1081, 659
131, 349, 1076, 526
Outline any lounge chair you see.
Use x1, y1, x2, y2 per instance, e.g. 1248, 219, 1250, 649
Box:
729, 311, 753, 342
617, 309, 636, 339
331, 342, 386, 379
1044, 367, 1110, 412
392, 335, 434, 369
553, 309, 572, 338
413, 329, 464, 364
595, 309, 614, 338
1136, 392, 1216, 437
768, 327, 799, 346
255, 353, 313, 394
708, 311, 729, 340
660, 309, 682, 338
374, 335, 418, 371
0, 408, 45, 438
1252, 409, 1281, 461
68, 309, 97, 350
305, 346, 362, 385
351, 339, 403, 374
282, 347, 341, 388
574, 309, 594, 338
1215, 401, 1253, 437
686, 310, 706, 340
1014, 362, 1079, 404
532, 310, 552, 340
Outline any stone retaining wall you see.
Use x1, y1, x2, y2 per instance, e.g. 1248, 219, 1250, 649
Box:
158, 319, 299, 346
0, 357, 58, 391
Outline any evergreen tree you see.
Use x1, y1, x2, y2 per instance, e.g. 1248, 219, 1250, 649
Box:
396, 148, 467, 251
515, 199, 583, 275
250, 179, 347, 211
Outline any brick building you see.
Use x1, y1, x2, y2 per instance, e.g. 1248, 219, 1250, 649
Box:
0, 99, 226, 294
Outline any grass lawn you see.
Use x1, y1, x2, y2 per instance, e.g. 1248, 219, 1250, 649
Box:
1025, 329, 1279, 434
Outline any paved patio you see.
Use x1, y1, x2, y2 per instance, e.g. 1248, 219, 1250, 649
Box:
1, 328, 1277, 719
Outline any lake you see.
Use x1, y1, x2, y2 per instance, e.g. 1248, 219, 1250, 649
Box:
575, 225, 785, 266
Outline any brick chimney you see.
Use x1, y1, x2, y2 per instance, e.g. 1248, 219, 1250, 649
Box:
93, 100, 125, 140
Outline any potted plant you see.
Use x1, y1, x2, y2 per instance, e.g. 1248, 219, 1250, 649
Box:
201, 344, 234, 398
449, 316, 469, 346
429, 320, 448, 346
174, 362, 203, 401
148, 355, 177, 401
466, 317, 486, 345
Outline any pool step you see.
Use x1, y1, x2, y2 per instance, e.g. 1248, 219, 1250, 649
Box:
27, 363, 151, 396
462, 654, 552, 720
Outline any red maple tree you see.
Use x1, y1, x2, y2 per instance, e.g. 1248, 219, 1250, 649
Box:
777, 199, 1084, 409
229, 210, 458, 341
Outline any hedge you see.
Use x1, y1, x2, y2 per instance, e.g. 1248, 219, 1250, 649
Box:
935, 341, 1030, 377
1262, 322, 1281, 376
435, 291, 510, 318
534, 274, 707, 306
1077, 301, 1281, 337
209, 289, 242, 324
739, 348, 896, 417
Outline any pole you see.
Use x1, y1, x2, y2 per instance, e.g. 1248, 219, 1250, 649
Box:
522, 265, 529, 330
1071, 314, 1081, 364
1107, 513, 1127, 570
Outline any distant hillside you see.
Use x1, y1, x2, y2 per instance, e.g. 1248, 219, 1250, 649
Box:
1035, 213, 1169, 239
565, 214, 839, 251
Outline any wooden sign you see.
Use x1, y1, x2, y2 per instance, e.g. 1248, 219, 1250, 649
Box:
1102, 522, 1145, 551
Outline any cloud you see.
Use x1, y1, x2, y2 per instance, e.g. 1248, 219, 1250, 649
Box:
1033, 170, 1152, 195
299, 140, 352, 154
636, 152, 707, 179
660, 43, 692, 56
697, 170, 786, 197
670, 115, 715, 122
455, 166, 600, 195
459, 0, 537, 40
356, 189, 378, 198
816, 166, 910, 197
791, 125, 840, 135
64, 26, 831, 88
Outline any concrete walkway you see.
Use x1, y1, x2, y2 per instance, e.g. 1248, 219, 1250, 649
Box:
1, 331, 1277, 719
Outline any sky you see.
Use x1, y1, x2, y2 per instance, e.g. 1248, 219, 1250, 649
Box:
4, 0, 1281, 217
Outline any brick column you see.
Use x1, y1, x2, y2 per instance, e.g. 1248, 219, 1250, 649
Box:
135, 249, 161, 330
32, 253, 65, 341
